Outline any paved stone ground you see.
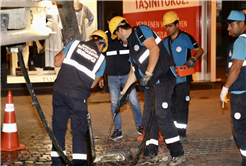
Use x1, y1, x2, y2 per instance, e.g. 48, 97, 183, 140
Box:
1, 134, 242, 166
0, 89, 243, 165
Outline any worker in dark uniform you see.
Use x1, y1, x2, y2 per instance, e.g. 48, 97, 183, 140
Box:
220, 10, 246, 166
51, 30, 108, 166
162, 11, 204, 144
99, 12, 143, 140
109, 16, 187, 166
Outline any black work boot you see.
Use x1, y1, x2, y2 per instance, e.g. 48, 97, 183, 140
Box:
167, 151, 187, 166
138, 153, 159, 165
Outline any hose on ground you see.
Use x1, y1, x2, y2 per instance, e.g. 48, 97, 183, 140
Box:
17, 52, 73, 166
112, 81, 155, 166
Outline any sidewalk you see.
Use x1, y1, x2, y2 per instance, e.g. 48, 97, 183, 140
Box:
1, 89, 242, 165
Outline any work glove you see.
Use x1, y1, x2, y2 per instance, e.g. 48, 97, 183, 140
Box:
117, 91, 127, 107
220, 86, 229, 105
140, 71, 153, 87
185, 57, 197, 68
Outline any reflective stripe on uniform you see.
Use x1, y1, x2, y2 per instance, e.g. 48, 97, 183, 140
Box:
51, 151, 66, 157
119, 50, 129, 54
240, 34, 246, 38
93, 54, 105, 74
139, 49, 150, 64
2, 123, 17, 132
106, 50, 130, 56
228, 61, 246, 68
174, 121, 187, 129
66, 40, 80, 59
73, 153, 87, 160
146, 139, 158, 146
138, 35, 161, 64
5, 104, 14, 112
240, 149, 246, 157
165, 136, 180, 144
106, 51, 117, 56
63, 58, 96, 79
63, 40, 105, 80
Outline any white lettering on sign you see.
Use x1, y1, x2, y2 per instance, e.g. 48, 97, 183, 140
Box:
136, 21, 164, 28
156, 31, 168, 39
136, 20, 187, 29
179, 20, 188, 27
135, 0, 189, 10
123, 0, 199, 14
136, 21, 148, 26
148, 21, 162, 28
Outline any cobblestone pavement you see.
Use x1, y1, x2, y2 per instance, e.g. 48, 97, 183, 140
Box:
1, 133, 242, 166
0, 89, 243, 165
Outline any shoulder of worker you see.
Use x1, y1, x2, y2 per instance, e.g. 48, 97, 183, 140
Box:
179, 31, 199, 48
234, 36, 246, 48
238, 31, 246, 39
136, 25, 154, 39
137, 25, 152, 33
61, 40, 75, 55
236, 36, 246, 41
179, 31, 196, 41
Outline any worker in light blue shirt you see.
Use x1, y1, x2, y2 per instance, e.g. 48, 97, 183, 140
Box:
162, 11, 204, 144
220, 10, 246, 166
109, 16, 186, 166
51, 30, 107, 166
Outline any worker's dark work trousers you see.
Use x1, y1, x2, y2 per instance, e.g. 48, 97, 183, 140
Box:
231, 92, 246, 166
51, 90, 88, 166
171, 82, 191, 137
142, 78, 183, 157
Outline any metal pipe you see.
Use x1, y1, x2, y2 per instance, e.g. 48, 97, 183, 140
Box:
86, 113, 96, 163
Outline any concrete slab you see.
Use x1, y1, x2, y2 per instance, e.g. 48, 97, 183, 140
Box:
0, 8, 26, 30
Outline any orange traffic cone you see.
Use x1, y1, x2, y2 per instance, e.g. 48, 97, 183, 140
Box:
137, 130, 164, 142
1, 91, 25, 151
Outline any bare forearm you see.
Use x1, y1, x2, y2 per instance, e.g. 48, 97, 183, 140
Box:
143, 37, 160, 73
122, 66, 137, 93
224, 59, 243, 88
147, 47, 159, 73
193, 47, 204, 60
224, 67, 241, 88
91, 76, 101, 89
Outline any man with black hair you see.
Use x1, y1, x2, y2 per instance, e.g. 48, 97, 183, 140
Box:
221, 10, 246, 166
99, 12, 143, 140
51, 30, 108, 166
162, 11, 204, 144
109, 16, 186, 166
